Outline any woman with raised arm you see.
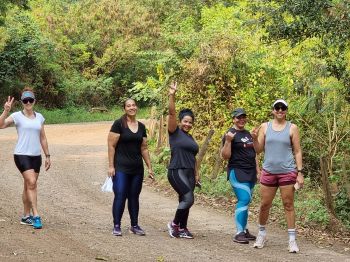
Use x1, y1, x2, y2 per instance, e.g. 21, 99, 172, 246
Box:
107, 98, 154, 236
221, 108, 259, 244
251, 99, 304, 253
0, 87, 51, 229
166, 82, 199, 239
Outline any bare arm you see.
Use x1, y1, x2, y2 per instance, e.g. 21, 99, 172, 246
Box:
168, 81, 177, 133
141, 137, 154, 179
107, 132, 120, 177
40, 125, 51, 171
0, 96, 14, 129
251, 123, 266, 154
291, 124, 304, 187
220, 131, 236, 160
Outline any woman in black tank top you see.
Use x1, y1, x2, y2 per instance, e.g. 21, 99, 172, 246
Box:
166, 81, 199, 239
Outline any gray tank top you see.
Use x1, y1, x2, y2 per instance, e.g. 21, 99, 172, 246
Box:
262, 121, 296, 174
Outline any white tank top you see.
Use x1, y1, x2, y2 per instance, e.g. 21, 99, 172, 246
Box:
10, 111, 45, 156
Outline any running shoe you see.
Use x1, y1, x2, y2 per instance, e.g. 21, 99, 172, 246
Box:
233, 232, 249, 244
253, 233, 267, 248
20, 215, 33, 226
244, 229, 256, 241
167, 221, 179, 238
178, 228, 194, 239
32, 216, 42, 229
288, 240, 299, 253
129, 225, 146, 236
112, 224, 122, 236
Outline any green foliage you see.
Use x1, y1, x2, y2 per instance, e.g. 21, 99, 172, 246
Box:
335, 187, 350, 229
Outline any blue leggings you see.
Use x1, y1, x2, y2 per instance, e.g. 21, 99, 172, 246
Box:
112, 171, 143, 227
229, 169, 255, 233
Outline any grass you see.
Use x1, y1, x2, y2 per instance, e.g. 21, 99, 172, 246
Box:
35, 106, 151, 124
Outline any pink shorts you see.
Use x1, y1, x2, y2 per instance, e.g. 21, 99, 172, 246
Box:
260, 169, 297, 187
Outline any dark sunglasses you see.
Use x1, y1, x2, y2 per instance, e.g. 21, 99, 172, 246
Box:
274, 105, 287, 111
235, 115, 247, 120
22, 98, 35, 104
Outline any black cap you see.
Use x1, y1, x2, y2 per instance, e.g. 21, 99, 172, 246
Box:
231, 108, 246, 118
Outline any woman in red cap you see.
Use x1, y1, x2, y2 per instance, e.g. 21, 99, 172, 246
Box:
0, 87, 51, 229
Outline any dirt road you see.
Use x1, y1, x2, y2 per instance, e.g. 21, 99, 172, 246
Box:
0, 122, 349, 262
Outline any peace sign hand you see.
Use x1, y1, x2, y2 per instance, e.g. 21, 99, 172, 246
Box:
169, 81, 177, 95
251, 126, 261, 140
4, 96, 14, 113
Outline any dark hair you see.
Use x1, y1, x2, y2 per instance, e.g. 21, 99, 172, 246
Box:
178, 108, 194, 122
121, 98, 136, 128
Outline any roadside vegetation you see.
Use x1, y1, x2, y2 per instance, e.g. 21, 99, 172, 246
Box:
0, 0, 349, 237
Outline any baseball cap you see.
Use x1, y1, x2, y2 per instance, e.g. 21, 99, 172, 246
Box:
21, 91, 35, 100
231, 108, 246, 118
272, 99, 288, 108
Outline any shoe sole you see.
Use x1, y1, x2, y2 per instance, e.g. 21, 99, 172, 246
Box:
129, 229, 145, 236
179, 235, 194, 239
233, 239, 249, 244
112, 232, 122, 236
20, 222, 33, 226
33, 226, 42, 229
167, 223, 177, 238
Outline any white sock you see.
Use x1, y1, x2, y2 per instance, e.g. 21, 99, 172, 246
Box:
258, 224, 266, 236
288, 229, 296, 241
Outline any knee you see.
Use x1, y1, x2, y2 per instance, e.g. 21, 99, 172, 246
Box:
26, 180, 37, 190
182, 195, 194, 209
283, 201, 294, 212
260, 202, 272, 212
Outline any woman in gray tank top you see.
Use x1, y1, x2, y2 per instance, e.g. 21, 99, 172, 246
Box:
251, 99, 304, 253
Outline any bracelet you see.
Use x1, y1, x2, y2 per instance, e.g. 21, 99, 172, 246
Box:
46, 154, 51, 158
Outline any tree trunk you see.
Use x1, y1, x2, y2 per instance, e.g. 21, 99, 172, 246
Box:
211, 147, 223, 180
196, 129, 214, 170
320, 156, 336, 216
156, 115, 164, 153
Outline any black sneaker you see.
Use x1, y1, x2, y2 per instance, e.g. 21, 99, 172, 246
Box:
245, 229, 256, 240
233, 232, 249, 244
178, 228, 194, 239
112, 224, 122, 236
167, 222, 179, 238
129, 225, 146, 236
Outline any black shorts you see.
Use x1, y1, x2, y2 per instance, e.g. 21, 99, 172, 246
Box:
14, 155, 42, 173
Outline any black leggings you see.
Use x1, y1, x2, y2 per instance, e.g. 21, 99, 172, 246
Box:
112, 171, 143, 226
168, 168, 195, 229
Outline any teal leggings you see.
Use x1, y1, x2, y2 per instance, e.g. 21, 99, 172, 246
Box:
229, 169, 255, 233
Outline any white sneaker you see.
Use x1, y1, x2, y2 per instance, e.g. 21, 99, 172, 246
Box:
289, 240, 299, 253
253, 233, 267, 248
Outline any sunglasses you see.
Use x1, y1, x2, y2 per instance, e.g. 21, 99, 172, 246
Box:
22, 98, 35, 104
274, 105, 287, 111
235, 115, 247, 120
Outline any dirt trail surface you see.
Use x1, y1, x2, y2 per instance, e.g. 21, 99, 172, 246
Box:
0, 122, 349, 262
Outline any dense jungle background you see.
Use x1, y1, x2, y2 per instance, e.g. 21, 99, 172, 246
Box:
0, 0, 349, 234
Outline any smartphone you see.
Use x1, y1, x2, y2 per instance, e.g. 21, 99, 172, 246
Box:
195, 181, 202, 189
294, 182, 300, 190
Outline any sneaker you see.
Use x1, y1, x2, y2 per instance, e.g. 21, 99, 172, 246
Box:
32, 216, 42, 229
233, 232, 249, 244
167, 221, 179, 238
245, 229, 256, 241
20, 215, 33, 226
289, 240, 299, 253
112, 224, 122, 236
253, 233, 267, 248
129, 225, 146, 236
178, 228, 194, 239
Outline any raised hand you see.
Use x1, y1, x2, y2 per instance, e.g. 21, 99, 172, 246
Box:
225, 131, 236, 142
169, 81, 177, 95
4, 96, 14, 112
251, 126, 261, 140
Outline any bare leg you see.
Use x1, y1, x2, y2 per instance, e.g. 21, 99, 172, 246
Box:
22, 170, 40, 217
279, 185, 295, 228
258, 185, 278, 225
